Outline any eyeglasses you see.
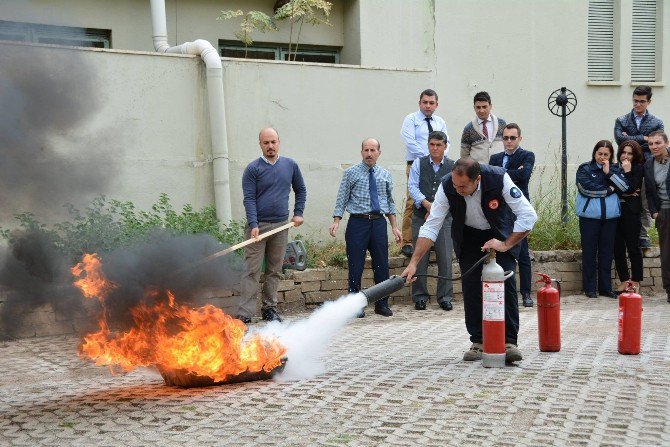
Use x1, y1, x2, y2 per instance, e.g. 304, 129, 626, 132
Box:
633, 99, 648, 104
502, 136, 518, 141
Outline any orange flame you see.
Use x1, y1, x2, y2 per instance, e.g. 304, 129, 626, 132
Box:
71, 253, 286, 382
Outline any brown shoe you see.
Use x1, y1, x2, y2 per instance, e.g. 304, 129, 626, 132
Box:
463, 343, 483, 361
505, 343, 523, 363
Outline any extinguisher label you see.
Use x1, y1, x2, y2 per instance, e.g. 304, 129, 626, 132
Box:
618, 307, 624, 342
483, 282, 505, 321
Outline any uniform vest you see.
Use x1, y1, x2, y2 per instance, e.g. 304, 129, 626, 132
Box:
442, 165, 519, 259
414, 156, 453, 219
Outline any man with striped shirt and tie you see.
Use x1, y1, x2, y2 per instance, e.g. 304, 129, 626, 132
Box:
329, 138, 403, 318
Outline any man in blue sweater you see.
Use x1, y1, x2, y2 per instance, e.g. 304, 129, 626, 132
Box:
237, 127, 307, 323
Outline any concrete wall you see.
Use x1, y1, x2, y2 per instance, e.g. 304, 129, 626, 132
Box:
2, 0, 670, 230
0, 0, 345, 51
0, 40, 430, 233
2, 249, 664, 338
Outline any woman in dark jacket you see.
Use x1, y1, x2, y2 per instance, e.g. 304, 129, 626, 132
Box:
576, 140, 630, 298
614, 140, 645, 293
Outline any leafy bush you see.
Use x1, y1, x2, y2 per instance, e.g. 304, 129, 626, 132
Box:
1, 194, 246, 263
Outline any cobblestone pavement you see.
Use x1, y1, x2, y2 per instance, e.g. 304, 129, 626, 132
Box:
1, 294, 669, 447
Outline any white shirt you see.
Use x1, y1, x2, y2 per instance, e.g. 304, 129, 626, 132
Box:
418, 173, 537, 242
401, 110, 449, 161
477, 115, 493, 142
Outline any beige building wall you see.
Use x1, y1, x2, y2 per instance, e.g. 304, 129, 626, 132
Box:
435, 0, 669, 193
0, 40, 430, 236
0, 0, 344, 52
2, 0, 670, 237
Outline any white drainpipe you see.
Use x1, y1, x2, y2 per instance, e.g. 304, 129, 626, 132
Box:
149, 0, 232, 224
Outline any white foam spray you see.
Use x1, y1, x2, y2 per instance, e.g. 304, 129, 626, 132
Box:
255, 292, 368, 381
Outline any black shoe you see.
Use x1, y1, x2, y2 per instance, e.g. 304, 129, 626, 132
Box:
414, 300, 427, 310
236, 315, 252, 324
438, 300, 453, 311
401, 244, 413, 257
261, 308, 283, 322
374, 304, 393, 317
599, 291, 617, 299
640, 239, 651, 249
357, 309, 365, 318
521, 292, 534, 307
585, 292, 598, 298
667, 293, 670, 304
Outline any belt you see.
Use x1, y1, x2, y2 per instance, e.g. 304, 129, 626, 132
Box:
351, 213, 383, 220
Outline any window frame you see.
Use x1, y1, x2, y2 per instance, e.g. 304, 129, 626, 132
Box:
0, 20, 111, 49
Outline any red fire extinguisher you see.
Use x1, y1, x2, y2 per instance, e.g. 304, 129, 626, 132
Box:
618, 281, 642, 355
481, 250, 514, 368
536, 273, 561, 352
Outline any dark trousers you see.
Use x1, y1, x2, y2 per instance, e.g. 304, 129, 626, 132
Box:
411, 213, 453, 304
460, 226, 519, 345
345, 216, 390, 307
579, 217, 617, 293
517, 237, 531, 295
656, 209, 670, 291
614, 204, 643, 282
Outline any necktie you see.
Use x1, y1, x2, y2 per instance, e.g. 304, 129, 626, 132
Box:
503, 153, 509, 169
425, 117, 433, 133
369, 168, 381, 213
482, 119, 489, 139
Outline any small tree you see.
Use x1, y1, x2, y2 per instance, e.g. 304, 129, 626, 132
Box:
274, 0, 332, 61
217, 9, 278, 58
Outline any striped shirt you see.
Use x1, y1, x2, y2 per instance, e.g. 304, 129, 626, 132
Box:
333, 163, 397, 217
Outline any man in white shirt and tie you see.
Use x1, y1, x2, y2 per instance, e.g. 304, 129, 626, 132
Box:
400, 89, 449, 257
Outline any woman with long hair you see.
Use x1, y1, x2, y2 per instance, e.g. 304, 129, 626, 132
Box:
576, 140, 630, 298
614, 140, 645, 293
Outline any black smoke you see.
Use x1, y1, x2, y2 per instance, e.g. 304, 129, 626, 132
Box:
0, 43, 117, 217
0, 229, 243, 337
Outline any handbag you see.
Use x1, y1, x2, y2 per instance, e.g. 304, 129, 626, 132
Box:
576, 191, 621, 219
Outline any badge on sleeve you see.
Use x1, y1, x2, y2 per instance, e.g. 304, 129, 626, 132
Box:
488, 199, 499, 210
510, 187, 522, 199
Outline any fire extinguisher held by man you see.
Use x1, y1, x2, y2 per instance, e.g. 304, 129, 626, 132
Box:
401, 158, 538, 363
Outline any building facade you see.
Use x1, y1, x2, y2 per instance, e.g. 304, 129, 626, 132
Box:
0, 0, 668, 235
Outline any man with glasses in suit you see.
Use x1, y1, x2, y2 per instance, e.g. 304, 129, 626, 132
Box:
489, 123, 535, 307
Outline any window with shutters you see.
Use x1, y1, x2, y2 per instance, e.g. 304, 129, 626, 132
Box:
631, 0, 661, 82
588, 0, 620, 82
0, 20, 111, 48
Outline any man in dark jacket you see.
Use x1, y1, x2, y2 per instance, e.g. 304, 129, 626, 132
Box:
644, 131, 670, 303
615, 85, 665, 249
489, 123, 535, 307
402, 158, 537, 363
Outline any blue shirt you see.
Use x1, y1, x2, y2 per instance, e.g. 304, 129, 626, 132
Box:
408, 156, 448, 206
333, 163, 397, 217
242, 156, 307, 229
400, 110, 449, 161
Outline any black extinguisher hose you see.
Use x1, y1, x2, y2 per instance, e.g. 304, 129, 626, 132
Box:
412, 252, 490, 281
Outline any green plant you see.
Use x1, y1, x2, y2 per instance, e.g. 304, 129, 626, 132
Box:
1, 194, 246, 263
274, 0, 332, 61
527, 165, 581, 251
218, 9, 278, 57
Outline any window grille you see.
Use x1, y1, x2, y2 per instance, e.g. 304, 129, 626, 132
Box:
588, 0, 616, 81
631, 0, 660, 82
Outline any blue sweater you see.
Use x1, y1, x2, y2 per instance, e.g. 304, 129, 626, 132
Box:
242, 156, 307, 228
